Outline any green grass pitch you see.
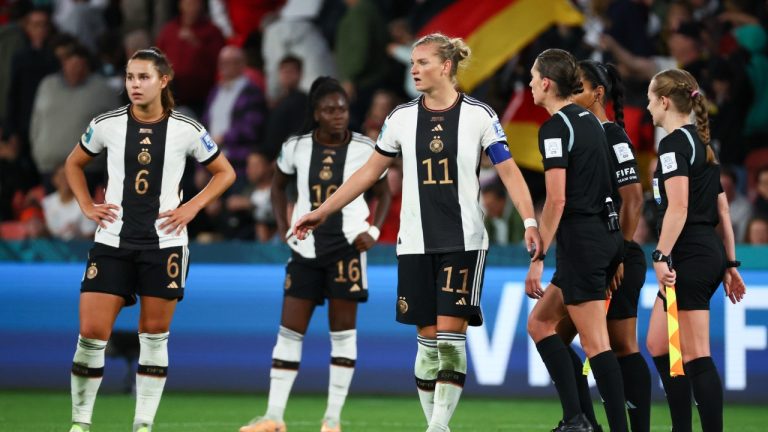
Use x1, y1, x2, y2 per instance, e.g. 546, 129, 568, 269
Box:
1, 391, 766, 431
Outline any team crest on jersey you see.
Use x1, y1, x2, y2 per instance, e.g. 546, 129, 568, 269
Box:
319, 166, 333, 180
397, 297, 409, 314
138, 150, 151, 165
200, 132, 215, 151
86, 263, 98, 279
430, 136, 444, 153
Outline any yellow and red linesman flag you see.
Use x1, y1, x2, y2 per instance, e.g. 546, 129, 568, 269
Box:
418, 0, 584, 92
666, 285, 685, 376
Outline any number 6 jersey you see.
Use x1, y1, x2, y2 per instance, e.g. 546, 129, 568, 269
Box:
79, 105, 220, 249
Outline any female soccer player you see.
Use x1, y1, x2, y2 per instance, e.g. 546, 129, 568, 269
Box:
64, 47, 235, 432
239, 77, 391, 432
557, 60, 650, 431
525, 49, 627, 432
293, 33, 541, 432
645, 68, 746, 432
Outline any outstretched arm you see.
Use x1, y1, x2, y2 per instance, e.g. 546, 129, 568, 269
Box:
293, 152, 393, 239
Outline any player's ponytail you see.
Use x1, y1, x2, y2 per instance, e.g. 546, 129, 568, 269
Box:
413, 33, 471, 86
651, 68, 716, 164
301, 76, 348, 134
129, 47, 176, 114
604, 64, 625, 129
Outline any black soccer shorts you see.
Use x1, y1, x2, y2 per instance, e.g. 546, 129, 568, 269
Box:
284, 246, 368, 305
80, 243, 188, 306
607, 241, 647, 320
396, 250, 487, 327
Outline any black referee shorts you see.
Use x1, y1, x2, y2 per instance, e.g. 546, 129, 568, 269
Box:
607, 241, 647, 320
551, 217, 623, 305
81, 243, 189, 306
658, 225, 726, 311
284, 247, 368, 305
396, 250, 487, 327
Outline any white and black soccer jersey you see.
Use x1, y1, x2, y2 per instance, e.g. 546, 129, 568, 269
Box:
79, 105, 220, 249
652, 125, 721, 230
375, 94, 506, 255
277, 131, 377, 259
538, 104, 613, 219
603, 121, 640, 208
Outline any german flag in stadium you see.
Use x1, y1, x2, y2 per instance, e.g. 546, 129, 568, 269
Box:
500, 85, 550, 171
417, 0, 584, 92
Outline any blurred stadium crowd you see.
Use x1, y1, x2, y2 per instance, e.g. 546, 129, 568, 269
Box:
0, 0, 767, 245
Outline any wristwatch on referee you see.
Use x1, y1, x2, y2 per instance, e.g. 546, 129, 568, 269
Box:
651, 249, 671, 265
726, 260, 741, 268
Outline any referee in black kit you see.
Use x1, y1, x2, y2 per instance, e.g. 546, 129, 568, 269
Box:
525, 49, 626, 432
645, 68, 746, 432
556, 60, 651, 432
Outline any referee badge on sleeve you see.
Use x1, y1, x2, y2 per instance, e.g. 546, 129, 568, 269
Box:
544, 138, 563, 158
660, 153, 677, 174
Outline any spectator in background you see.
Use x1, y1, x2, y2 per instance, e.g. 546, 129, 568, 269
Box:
481, 181, 524, 246
225, 151, 275, 241
53, 0, 106, 53
208, 0, 282, 46
123, 28, 151, 60
721, 166, 752, 242
362, 89, 400, 142
745, 216, 768, 244
0, 0, 31, 126
30, 44, 118, 190
754, 167, 768, 217
3, 6, 58, 189
386, 17, 418, 99
261, 0, 336, 102
263, 55, 308, 158
41, 164, 96, 239
335, 0, 389, 129
202, 45, 266, 174
120, 0, 173, 39
732, 23, 768, 142
157, 0, 225, 116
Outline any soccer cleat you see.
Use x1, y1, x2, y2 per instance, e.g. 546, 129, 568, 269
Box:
320, 418, 341, 432
239, 417, 287, 432
69, 424, 90, 432
551, 414, 594, 432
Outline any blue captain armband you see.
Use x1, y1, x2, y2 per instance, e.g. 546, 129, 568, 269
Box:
486, 142, 512, 165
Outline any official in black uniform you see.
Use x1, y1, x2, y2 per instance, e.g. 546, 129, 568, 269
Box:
64, 48, 235, 432
645, 68, 746, 432
555, 60, 651, 432
525, 49, 627, 432
240, 77, 391, 432
293, 34, 541, 432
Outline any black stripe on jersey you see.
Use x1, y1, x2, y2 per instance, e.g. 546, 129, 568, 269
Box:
170, 112, 203, 132
387, 98, 419, 120
94, 105, 129, 124
375, 146, 398, 157
79, 139, 99, 157
308, 136, 350, 255
120, 115, 169, 248
416, 96, 464, 252
463, 96, 495, 117
200, 148, 221, 166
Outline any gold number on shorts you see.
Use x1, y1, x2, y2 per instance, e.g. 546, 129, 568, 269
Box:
441, 266, 469, 293
135, 169, 149, 195
167, 253, 180, 278
311, 184, 338, 207
422, 158, 453, 185
334, 258, 361, 283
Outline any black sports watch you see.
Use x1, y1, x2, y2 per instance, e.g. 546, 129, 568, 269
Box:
652, 249, 671, 264
726, 260, 741, 268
